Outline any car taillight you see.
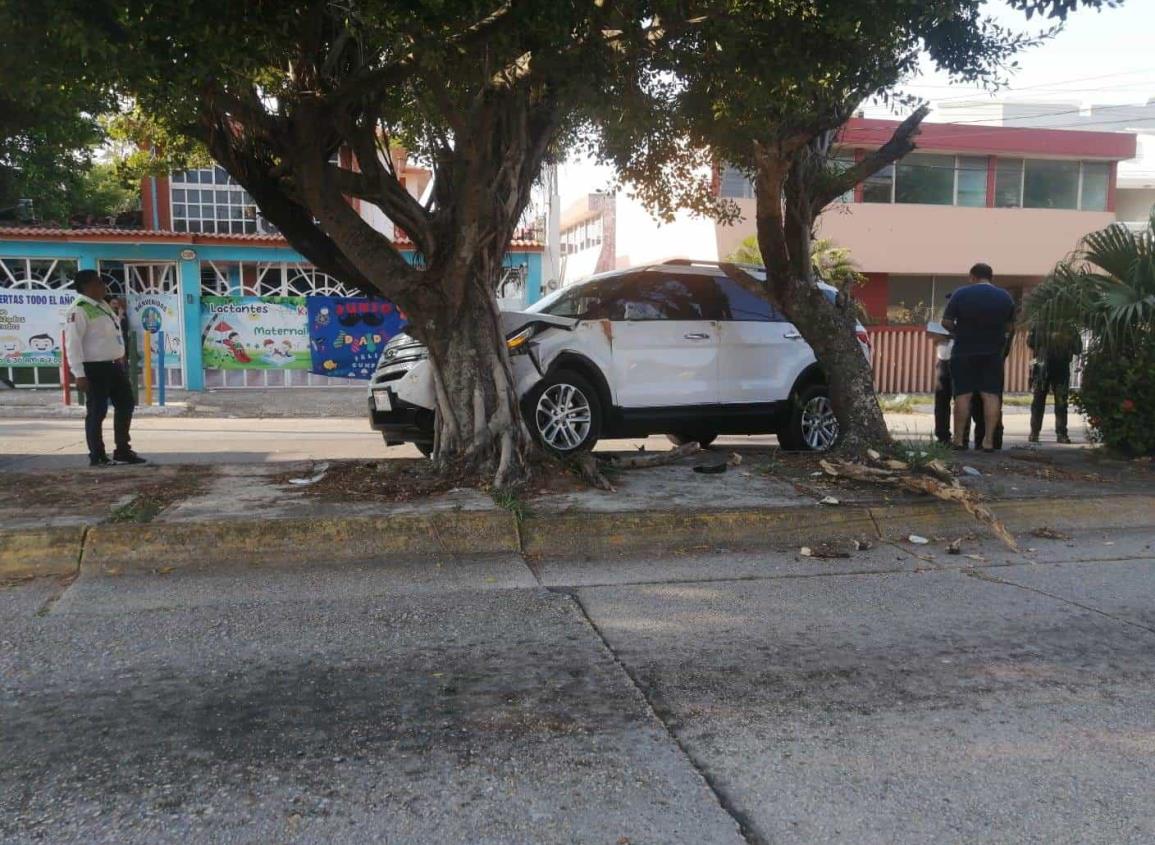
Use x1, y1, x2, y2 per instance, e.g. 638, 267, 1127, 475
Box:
856, 329, 872, 351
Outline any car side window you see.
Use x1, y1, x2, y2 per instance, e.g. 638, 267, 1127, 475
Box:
714, 276, 785, 322
616, 272, 725, 321
541, 276, 627, 320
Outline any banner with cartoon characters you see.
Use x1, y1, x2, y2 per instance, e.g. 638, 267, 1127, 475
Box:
200, 296, 311, 370
307, 296, 406, 379
128, 293, 183, 369
0, 288, 76, 367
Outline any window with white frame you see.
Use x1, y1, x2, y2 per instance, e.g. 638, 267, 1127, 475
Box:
719, 165, 756, 199
170, 166, 261, 234
865, 154, 990, 207
0, 257, 79, 289
993, 159, 1111, 211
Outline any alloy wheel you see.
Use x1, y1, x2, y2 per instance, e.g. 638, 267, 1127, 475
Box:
800, 395, 839, 450
535, 383, 593, 451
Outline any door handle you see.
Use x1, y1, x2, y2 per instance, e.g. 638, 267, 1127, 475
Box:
783, 331, 802, 340
683, 332, 711, 340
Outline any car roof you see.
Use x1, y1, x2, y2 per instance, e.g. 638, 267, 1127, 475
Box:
572, 261, 838, 294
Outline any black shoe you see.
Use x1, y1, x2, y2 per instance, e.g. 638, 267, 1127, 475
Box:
1056, 434, 1072, 445
89, 455, 113, 468
112, 449, 148, 465
1028, 433, 1040, 443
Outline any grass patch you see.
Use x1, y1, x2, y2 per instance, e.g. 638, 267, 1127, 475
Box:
108, 496, 163, 523
894, 437, 953, 469
491, 489, 527, 523
878, 393, 928, 414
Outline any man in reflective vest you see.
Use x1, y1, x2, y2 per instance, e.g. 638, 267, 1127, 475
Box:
64, 270, 147, 466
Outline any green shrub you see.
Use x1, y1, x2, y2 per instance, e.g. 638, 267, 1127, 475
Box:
1073, 333, 1155, 456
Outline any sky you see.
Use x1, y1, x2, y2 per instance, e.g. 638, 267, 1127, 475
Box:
558, 0, 1155, 207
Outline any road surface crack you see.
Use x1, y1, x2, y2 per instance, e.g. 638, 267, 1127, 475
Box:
965, 568, 1155, 636
560, 588, 766, 845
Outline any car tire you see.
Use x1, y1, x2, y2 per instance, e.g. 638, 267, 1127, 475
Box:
666, 432, 718, 448
525, 369, 602, 454
780, 384, 839, 452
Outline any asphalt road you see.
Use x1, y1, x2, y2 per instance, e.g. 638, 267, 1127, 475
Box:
0, 410, 1086, 472
3, 530, 1153, 844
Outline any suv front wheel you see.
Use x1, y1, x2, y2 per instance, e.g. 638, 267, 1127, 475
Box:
526, 369, 602, 454
779, 384, 839, 451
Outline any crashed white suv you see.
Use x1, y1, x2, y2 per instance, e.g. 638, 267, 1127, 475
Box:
369, 260, 870, 454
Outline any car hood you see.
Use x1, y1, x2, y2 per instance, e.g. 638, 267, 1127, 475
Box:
499, 310, 577, 334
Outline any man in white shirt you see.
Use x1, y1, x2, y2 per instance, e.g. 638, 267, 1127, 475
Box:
64, 270, 146, 466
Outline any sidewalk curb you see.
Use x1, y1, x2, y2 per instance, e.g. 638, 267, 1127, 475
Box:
81, 511, 519, 575
4, 494, 1153, 579
0, 526, 86, 579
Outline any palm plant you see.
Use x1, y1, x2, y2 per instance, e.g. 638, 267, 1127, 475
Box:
1028, 213, 1155, 353
1027, 213, 1155, 455
727, 235, 865, 288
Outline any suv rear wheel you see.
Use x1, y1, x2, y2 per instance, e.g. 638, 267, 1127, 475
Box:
779, 384, 839, 451
526, 370, 602, 454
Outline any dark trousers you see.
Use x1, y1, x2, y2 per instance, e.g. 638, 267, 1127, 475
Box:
83, 361, 135, 460
1030, 359, 1071, 438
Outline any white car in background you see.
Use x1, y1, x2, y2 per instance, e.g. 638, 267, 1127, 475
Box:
369, 260, 870, 454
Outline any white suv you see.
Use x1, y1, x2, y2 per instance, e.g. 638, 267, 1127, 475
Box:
369, 261, 870, 454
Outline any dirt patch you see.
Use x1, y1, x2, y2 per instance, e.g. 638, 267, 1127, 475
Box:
0, 465, 216, 519
276, 457, 589, 504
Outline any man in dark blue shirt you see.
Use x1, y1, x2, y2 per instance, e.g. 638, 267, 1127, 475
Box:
942, 263, 1016, 452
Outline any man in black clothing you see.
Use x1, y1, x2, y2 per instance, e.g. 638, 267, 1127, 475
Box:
942, 263, 1016, 452
1028, 327, 1082, 444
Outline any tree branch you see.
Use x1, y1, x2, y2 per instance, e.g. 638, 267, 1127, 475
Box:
812, 104, 929, 213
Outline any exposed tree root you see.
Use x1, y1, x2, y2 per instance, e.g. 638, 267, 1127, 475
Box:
568, 441, 704, 492
820, 454, 1018, 551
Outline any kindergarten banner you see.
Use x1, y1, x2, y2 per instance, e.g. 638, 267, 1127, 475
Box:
128, 293, 183, 369
200, 296, 310, 370
307, 296, 406, 379
0, 287, 75, 367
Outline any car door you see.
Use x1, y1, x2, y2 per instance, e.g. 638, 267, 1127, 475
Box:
609, 271, 721, 407
714, 274, 815, 404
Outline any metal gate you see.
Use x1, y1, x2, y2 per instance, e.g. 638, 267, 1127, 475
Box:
99, 261, 185, 389
200, 260, 361, 388
0, 257, 78, 387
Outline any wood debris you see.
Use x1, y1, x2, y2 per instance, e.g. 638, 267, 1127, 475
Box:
820, 452, 1018, 552
1030, 526, 1072, 540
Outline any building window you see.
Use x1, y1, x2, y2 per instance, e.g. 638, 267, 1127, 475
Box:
719, 165, 755, 199
1080, 162, 1110, 211
994, 159, 1109, 211
170, 167, 260, 234
956, 156, 988, 207
1024, 159, 1080, 209
895, 153, 955, 205
862, 163, 895, 203
994, 158, 1024, 207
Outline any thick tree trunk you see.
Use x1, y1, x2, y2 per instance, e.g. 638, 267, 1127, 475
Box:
753, 141, 892, 456
420, 263, 533, 489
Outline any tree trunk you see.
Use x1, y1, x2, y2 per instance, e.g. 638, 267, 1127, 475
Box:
420, 262, 533, 489
753, 142, 892, 457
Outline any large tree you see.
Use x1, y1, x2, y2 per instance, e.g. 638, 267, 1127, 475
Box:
74, 0, 677, 486
597, 0, 1114, 455
0, 4, 117, 221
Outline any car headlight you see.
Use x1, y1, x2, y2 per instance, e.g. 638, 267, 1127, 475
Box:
506, 326, 535, 352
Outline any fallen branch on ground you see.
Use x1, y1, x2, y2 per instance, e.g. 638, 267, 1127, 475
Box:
821, 456, 1018, 551
605, 441, 702, 469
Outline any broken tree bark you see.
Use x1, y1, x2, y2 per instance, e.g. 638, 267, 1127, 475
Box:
820, 458, 1018, 551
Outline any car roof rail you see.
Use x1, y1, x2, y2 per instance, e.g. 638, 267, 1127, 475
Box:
657, 258, 767, 273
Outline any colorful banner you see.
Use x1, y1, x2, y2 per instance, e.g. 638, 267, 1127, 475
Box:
0, 288, 75, 367
128, 293, 183, 368
200, 296, 310, 370
307, 296, 406, 379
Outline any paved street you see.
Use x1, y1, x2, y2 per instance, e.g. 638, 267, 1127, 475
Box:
0, 408, 1087, 472
3, 530, 1154, 844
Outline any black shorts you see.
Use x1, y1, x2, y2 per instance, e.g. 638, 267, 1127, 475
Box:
951, 353, 1004, 397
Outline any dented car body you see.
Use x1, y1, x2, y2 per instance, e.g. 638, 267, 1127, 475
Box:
368, 260, 869, 454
